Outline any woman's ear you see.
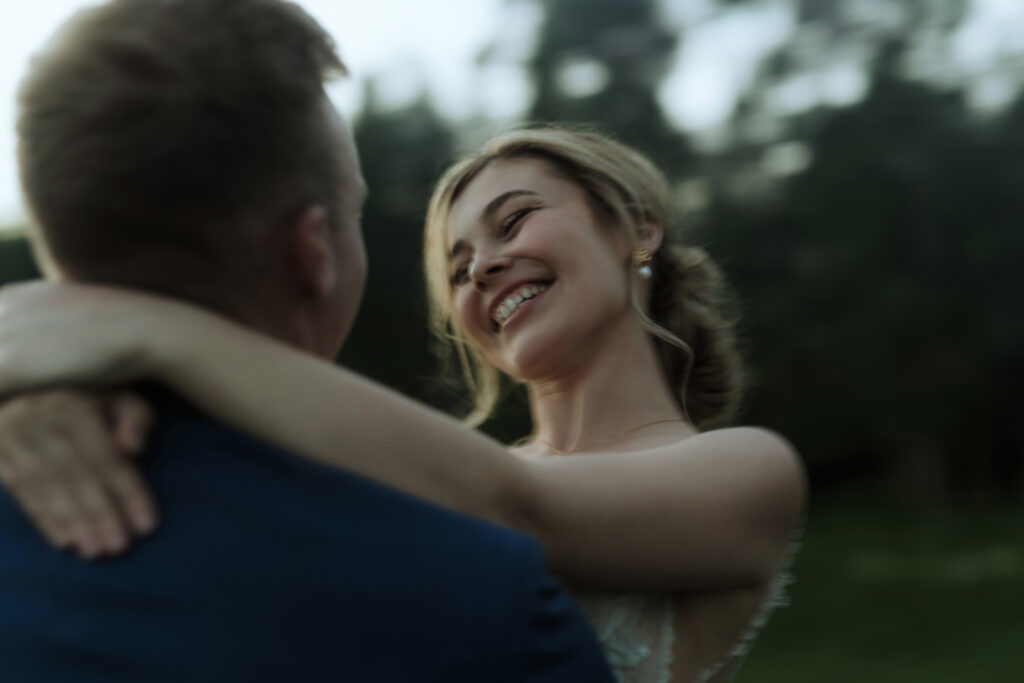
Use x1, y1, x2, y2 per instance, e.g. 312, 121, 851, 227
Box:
287, 205, 337, 299
637, 218, 663, 254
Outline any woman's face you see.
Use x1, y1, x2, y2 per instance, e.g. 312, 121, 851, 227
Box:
445, 158, 634, 380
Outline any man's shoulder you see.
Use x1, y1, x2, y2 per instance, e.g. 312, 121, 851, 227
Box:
0, 395, 614, 683
145, 395, 544, 563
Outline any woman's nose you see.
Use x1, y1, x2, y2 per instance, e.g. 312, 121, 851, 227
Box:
470, 250, 512, 291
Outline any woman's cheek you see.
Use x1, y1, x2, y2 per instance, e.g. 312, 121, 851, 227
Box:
454, 291, 490, 346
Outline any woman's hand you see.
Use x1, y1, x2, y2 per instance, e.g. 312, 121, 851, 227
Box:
0, 280, 185, 396
0, 389, 158, 558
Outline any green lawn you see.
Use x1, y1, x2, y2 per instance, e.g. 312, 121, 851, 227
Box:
736, 496, 1024, 682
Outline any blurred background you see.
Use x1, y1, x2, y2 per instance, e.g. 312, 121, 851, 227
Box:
2, 0, 1022, 679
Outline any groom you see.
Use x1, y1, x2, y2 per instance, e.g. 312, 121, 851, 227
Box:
0, 1, 613, 681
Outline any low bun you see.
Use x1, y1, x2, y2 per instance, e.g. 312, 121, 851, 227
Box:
645, 245, 745, 429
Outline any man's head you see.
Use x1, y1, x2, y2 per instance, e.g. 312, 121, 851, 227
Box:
17, 0, 367, 358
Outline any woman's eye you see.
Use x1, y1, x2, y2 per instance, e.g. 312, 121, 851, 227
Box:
449, 266, 468, 286
501, 207, 535, 234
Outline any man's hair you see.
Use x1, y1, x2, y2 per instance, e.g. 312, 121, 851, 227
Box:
17, 0, 347, 310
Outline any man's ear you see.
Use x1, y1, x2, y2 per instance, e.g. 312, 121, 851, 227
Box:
25, 230, 63, 281
287, 205, 337, 299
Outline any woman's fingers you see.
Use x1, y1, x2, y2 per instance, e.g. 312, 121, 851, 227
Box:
0, 428, 114, 556
0, 390, 156, 558
88, 395, 159, 535
27, 409, 131, 558
108, 391, 155, 456
0, 435, 76, 549
98, 456, 157, 536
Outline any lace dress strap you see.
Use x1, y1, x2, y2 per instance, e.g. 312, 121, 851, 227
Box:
694, 530, 803, 683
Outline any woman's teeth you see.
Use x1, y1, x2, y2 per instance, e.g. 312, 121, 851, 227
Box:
493, 284, 548, 326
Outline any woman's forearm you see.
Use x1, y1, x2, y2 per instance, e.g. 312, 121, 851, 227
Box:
1, 283, 799, 589
145, 309, 534, 531
149, 312, 802, 591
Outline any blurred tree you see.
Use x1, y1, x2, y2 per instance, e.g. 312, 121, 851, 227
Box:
702, 18, 1022, 502
0, 234, 39, 285
519, 0, 695, 177
340, 85, 459, 408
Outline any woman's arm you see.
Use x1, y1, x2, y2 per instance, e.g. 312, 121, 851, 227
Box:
525, 429, 804, 590
159, 317, 803, 589
0, 282, 805, 589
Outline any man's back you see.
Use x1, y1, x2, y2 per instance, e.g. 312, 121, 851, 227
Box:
0, 394, 613, 682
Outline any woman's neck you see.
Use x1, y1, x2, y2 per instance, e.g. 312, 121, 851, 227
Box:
525, 319, 692, 455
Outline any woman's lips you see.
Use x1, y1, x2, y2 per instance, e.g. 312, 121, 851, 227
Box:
495, 283, 551, 333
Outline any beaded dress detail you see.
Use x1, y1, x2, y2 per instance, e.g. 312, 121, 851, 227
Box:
574, 537, 800, 683
574, 591, 675, 683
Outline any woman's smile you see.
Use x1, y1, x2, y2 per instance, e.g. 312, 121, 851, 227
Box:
489, 281, 552, 331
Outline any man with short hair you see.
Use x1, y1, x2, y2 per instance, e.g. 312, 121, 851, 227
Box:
0, 1, 614, 681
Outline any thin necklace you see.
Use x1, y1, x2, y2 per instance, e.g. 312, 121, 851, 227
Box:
531, 418, 687, 455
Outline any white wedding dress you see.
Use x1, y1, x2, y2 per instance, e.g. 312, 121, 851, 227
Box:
512, 444, 799, 682
574, 541, 798, 683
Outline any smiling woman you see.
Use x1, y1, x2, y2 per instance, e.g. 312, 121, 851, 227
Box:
424, 127, 744, 432
418, 126, 799, 683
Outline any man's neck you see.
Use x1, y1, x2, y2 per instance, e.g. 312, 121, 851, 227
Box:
239, 308, 336, 362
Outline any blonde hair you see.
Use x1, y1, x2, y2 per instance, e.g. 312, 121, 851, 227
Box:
424, 126, 744, 429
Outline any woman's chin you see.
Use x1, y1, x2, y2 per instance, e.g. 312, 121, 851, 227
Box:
497, 331, 578, 383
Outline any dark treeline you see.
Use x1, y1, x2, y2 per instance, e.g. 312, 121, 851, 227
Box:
2, 0, 1020, 505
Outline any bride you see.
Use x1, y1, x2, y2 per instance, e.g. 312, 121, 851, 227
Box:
0, 127, 804, 682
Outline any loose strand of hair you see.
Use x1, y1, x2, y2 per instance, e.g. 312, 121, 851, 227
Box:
630, 283, 696, 426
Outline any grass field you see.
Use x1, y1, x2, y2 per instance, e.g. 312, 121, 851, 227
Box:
736, 494, 1024, 682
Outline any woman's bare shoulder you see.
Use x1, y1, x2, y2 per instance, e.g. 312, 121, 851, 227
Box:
661, 426, 807, 534
666, 427, 804, 486
666, 425, 796, 456
508, 444, 548, 460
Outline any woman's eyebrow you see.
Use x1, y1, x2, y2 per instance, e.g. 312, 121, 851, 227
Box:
480, 190, 539, 224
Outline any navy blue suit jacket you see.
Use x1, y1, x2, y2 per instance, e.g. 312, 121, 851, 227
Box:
0, 391, 614, 682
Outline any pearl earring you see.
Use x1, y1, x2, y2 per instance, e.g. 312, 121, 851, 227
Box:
633, 248, 653, 280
